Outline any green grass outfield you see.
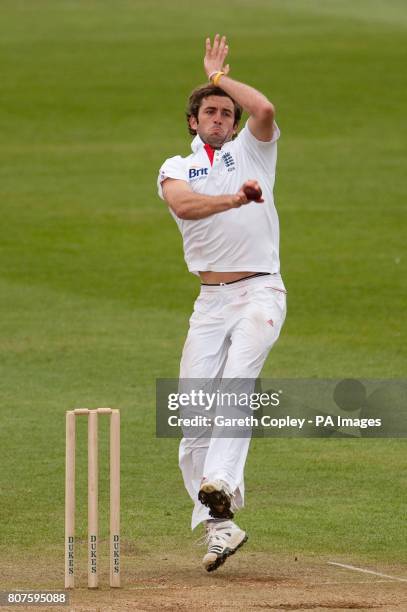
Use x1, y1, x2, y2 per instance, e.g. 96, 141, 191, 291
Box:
0, 0, 406, 585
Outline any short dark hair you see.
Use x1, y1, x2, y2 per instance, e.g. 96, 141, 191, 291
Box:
186, 84, 243, 136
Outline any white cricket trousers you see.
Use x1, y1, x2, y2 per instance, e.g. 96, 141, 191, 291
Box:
178, 273, 287, 529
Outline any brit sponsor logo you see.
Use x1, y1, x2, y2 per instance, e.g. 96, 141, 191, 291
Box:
189, 167, 209, 180
222, 152, 235, 172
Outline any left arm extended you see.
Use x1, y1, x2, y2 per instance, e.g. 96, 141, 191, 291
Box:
204, 34, 275, 142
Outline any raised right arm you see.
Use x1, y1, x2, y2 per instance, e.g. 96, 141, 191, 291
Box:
162, 178, 263, 220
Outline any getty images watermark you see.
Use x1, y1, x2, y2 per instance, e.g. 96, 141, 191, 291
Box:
156, 378, 407, 438
167, 388, 281, 411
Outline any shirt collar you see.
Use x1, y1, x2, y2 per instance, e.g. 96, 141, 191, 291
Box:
190, 134, 233, 153
191, 134, 204, 153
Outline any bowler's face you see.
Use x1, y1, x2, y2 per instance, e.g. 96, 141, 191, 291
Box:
189, 95, 237, 149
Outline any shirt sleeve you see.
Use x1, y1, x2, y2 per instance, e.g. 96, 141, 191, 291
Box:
236, 119, 280, 174
157, 155, 188, 200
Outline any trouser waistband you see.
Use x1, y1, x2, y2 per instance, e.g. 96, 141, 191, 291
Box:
200, 272, 271, 287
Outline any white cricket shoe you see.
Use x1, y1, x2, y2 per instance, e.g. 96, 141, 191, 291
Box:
198, 479, 237, 519
201, 520, 248, 572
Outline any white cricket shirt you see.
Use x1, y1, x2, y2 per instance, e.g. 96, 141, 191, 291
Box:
157, 120, 282, 277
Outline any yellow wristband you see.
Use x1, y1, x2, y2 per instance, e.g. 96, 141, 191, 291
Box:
212, 71, 225, 86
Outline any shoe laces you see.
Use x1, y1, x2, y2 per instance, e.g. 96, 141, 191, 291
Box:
194, 522, 233, 547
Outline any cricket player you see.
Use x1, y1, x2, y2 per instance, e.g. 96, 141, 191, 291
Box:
157, 34, 286, 571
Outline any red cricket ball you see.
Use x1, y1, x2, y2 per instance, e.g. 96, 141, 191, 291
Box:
243, 185, 262, 201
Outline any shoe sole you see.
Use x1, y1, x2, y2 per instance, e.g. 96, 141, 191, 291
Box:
205, 534, 248, 573
198, 484, 234, 520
